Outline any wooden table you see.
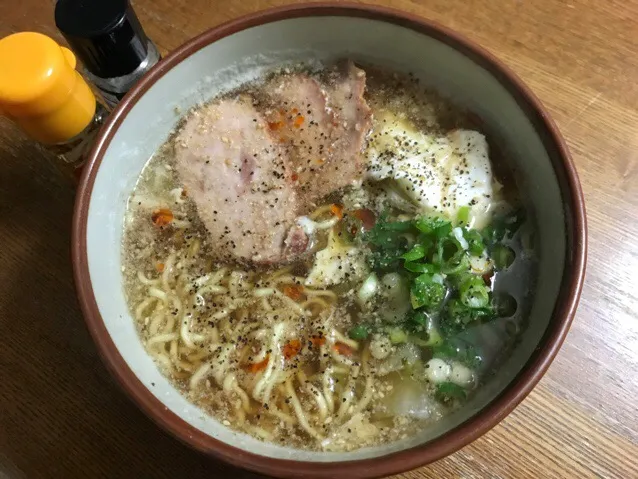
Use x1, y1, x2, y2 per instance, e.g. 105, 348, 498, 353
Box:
1, 1, 637, 478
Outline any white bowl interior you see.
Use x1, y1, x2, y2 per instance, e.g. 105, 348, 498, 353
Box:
86, 16, 565, 461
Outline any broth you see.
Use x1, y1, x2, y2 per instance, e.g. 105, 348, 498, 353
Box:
122, 62, 535, 451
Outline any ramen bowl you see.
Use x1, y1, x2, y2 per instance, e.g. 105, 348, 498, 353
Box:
72, 4, 586, 478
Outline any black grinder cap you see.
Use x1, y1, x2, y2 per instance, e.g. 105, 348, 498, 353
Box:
55, 0, 151, 78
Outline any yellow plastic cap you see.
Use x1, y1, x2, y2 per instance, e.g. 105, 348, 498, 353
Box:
0, 32, 96, 144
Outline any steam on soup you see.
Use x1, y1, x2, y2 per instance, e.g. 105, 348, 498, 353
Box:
122, 61, 535, 451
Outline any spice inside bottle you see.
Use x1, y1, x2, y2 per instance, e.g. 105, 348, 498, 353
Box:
0, 32, 107, 183
55, 0, 161, 109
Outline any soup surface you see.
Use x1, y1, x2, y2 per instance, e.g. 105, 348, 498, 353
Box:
122, 62, 535, 451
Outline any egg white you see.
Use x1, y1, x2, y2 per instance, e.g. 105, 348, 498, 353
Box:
366, 112, 501, 228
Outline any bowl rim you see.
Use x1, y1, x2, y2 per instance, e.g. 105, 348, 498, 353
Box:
72, 3, 587, 478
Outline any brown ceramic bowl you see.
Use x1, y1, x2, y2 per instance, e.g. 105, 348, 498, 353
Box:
72, 3, 587, 478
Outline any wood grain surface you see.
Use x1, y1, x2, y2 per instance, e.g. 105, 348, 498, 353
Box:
1, 1, 637, 478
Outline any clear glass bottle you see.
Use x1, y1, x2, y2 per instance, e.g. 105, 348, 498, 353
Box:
0, 32, 107, 184
47, 103, 108, 182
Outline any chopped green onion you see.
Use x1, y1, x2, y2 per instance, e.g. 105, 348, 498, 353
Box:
408, 310, 443, 347
404, 261, 436, 273
453, 227, 469, 250
456, 206, 471, 226
426, 327, 443, 346
410, 274, 446, 310
432, 342, 462, 360
384, 220, 415, 232
414, 216, 442, 234
363, 215, 413, 249
445, 272, 470, 288
369, 249, 404, 272
408, 336, 430, 347
414, 216, 452, 239
436, 223, 453, 239
441, 251, 470, 274
348, 324, 370, 340
388, 327, 408, 344
401, 243, 426, 262
399, 232, 417, 249
483, 224, 504, 245
432, 341, 482, 368
409, 333, 442, 347
483, 209, 525, 245
435, 382, 467, 403
464, 229, 485, 256
406, 315, 443, 346
434, 237, 462, 265
360, 213, 509, 337
442, 299, 494, 335
459, 275, 490, 308
405, 309, 428, 329
492, 244, 515, 270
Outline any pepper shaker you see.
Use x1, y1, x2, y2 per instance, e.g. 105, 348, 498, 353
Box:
55, 0, 161, 109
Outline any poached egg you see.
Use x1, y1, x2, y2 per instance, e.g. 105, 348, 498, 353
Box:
366, 111, 501, 229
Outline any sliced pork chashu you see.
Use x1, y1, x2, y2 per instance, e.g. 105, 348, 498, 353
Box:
174, 97, 298, 264
263, 61, 372, 209
174, 63, 373, 266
